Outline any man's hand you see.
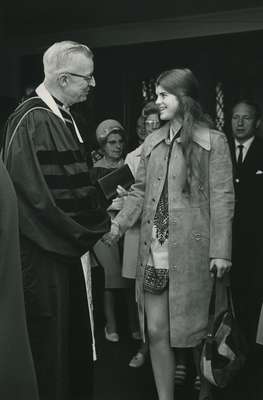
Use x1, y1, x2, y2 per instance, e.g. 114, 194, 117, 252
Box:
101, 222, 121, 247
209, 258, 231, 278
116, 185, 129, 197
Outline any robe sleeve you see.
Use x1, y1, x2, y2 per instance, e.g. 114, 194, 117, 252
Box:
4, 111, 110, 258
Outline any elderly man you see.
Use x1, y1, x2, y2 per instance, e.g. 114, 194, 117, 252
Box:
2, 41, 110, 400
227, 99, 263, 400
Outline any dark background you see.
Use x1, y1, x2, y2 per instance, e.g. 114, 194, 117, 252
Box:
16, 30, 263, 150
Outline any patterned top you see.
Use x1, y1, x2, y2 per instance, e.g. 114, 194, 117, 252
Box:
147, 125, 182, 270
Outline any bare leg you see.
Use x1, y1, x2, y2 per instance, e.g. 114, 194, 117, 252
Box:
104, 290, 117, 333
145, 290, 175, 400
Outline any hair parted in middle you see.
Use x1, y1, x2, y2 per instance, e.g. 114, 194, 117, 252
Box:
156, 68, 211, 192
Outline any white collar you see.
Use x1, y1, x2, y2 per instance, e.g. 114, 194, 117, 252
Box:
35, 83, 64, 121
35, 82, 83, 143
235, 136, 254, 150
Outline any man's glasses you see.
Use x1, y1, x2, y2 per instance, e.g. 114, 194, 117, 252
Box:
66, 72, 94, 84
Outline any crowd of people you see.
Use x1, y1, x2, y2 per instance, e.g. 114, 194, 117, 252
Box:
0, 39, 262, 400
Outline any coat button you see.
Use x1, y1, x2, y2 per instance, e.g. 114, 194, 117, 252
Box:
144, 241, 147, 246
172, 265, 177, 269
147, 220, 151, 224
152, 198, 155, 202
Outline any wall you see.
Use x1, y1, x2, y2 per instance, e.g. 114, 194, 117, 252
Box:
2, 6, 263, 99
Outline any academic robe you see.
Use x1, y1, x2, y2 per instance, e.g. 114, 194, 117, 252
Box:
0, 158, 39, 400
2, 84, 110, 400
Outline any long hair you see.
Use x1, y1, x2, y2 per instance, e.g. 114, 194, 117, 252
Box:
156, 68, 211, 192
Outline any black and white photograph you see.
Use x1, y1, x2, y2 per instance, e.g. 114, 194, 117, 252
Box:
0, 1, 263, 399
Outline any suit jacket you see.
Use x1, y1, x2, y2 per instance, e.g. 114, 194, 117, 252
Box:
229, 136, 263, 234
228, 135, 263, 288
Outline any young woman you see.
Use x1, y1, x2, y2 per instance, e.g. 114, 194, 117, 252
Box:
103, 69, 234, 400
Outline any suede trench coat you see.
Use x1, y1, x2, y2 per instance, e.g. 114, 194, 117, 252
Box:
114, 123, 234, 347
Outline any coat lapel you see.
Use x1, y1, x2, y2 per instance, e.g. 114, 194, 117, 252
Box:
145, 123, 211, 157
242, 137, 257, 170
144, 124, 169, 157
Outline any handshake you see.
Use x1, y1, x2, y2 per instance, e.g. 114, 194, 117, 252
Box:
102, 185, 128, 246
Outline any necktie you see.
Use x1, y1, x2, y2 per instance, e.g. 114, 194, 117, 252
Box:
237, 144, 244, 174
237, 144, 244, 180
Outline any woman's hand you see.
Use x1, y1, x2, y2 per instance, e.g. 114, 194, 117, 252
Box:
107, 185, 129, 211
116, 185, 129, 197
101, 222, 121, 247
210, 258, 231, 278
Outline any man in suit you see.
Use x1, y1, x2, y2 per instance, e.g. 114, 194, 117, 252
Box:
228, 99, 263, 399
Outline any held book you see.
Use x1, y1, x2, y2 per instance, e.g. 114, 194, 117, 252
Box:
97, 164, 135, 201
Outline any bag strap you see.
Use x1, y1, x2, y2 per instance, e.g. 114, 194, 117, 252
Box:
208, 274, 217, 318
226, 285, 236, 318
208, 273, 236, 327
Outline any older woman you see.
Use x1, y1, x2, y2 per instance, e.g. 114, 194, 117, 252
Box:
93, 119, 127, 342
103, 69, 234, 400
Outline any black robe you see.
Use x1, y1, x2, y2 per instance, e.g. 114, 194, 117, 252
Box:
2, 94, 110, 400
0, 158, 39, 400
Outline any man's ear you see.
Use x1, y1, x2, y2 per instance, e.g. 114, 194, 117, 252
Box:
58, 73, 68, 87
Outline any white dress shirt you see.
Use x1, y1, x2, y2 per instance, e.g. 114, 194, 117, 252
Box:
235, 136, 255, 163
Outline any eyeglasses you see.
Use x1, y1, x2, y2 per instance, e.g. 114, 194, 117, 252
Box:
66, 72, 94, 84
145, 120, 160, 126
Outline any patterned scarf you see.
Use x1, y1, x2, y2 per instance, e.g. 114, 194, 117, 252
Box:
154, 128, 181, 244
